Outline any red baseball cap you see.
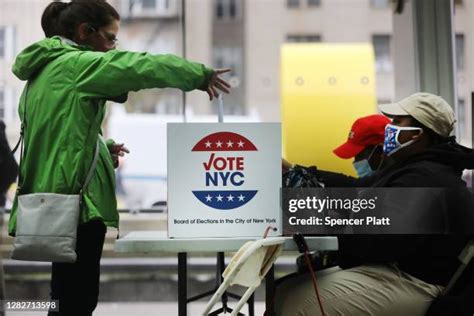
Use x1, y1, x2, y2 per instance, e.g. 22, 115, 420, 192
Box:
333, 114, 391, 159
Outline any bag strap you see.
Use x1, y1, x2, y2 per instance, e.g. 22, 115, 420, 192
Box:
15, 81, 101, 196
15, 83, 29, 194
81, 140, 100, 195
10, 133, 22, 155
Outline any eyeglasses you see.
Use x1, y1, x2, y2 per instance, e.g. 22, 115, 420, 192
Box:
89, 26, 118, 46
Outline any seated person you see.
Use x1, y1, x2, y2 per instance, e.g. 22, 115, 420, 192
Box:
283, 114, 392, 186
333, 114, 391, 178
276, 93, 474, 316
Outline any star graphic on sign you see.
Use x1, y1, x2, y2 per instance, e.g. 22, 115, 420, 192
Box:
216, 194, 223, 202
237, 141, 245, 148
238, 194, 245, 201
205, 141, 212, 148
216, 141, 223, 148
205, 194, 213, 202
227, 194, 234, 202
226, 141, 234, 148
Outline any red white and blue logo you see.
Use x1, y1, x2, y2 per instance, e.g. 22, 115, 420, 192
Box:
192, 132, 258, 210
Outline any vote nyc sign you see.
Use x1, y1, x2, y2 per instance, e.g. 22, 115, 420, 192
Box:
167, 123, 281, 238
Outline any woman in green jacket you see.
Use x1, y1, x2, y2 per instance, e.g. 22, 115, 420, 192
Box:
10, 1, 231, 315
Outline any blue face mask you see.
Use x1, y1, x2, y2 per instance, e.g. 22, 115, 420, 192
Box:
383, 124, 423, 156
353, 159, 374, 178
352, 146, 378, 178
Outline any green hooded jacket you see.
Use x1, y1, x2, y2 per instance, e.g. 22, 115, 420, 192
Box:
8, 36, 213, 236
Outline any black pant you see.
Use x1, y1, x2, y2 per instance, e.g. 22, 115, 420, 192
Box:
48, 220, 106, 316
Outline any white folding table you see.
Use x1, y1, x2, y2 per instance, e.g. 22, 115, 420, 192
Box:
115, 231, 338, 316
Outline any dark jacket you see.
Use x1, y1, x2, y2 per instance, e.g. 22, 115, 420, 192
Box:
0, 120, 19, 207
314, 141, 474, 287
316, 141, 474, 188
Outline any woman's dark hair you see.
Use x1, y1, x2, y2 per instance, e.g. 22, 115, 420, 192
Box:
41, 0, 120, 39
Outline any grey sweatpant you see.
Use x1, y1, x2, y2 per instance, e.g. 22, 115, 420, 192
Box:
275, 264, 442, 316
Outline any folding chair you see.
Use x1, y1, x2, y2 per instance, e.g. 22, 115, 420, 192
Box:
442, 239, 474, 295
425, 239, 474, 316
202, 237, 286, 316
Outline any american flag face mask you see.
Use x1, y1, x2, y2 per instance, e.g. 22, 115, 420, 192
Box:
383, 124, 423, 156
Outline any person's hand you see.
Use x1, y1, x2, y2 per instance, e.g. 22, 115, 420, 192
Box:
110, 143, 130, 169
207, 68, 232, 101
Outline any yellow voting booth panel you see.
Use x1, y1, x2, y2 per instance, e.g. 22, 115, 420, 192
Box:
281, 44, 377, 176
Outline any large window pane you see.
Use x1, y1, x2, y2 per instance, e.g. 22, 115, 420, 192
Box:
0, 0, 402, 212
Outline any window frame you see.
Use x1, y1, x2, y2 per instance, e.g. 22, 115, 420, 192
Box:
455, 33, 465, 72
287, 0, 301, 9
215, 0, 241, 21
307, 0, 321, 7
286, 34, 322, 43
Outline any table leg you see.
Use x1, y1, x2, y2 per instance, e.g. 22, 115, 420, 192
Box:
217, 252, 230, 311
265, 264, 275, 316
178, 252, 187, 316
